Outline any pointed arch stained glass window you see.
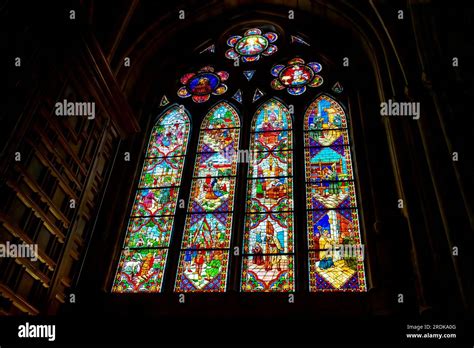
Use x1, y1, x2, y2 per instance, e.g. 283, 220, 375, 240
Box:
112, 105, 191, 292
241, 98, 295, 292
304, 95, 366, 291
175, 101, 241, 292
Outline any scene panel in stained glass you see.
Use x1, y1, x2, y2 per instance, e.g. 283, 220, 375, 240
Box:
123, 217, 173, 248
181, 212, 232, 249
305, 146, 354, 182
112, 248, 168, 293
188, 176, 235, 213
197, 128, 239, 153
243, 212, 293, 254
252, 99, 291, 132
305, 129, 349, 147
194, 151, 236, 177
241, 255, 294, 292
309, 251, 365, 292
246, 177, 293, 213
305, 95, 347, 131
175, 250, 229, 292
247, 150, 292, 178
130, 188, 178, 217
138, 156, 184, 188
306, 181, 357, 210
145, 122, 190, 158
306, 209, 361, 250
201, 103, 240, 129
251, 130, 292, 152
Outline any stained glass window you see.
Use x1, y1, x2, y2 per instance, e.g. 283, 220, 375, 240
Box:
271, 58, 323, 95
175, 101, 241, 292
304, 95, 366, 291
112, 105, 191, 292
241, 98, 295, 292
177, 66, 229, 103
225, 28, 278, 63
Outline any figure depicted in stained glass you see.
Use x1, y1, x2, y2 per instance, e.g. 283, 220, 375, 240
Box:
225, 28, 278, 63
113, 105, 191, 293
189, 176, 234, 212
176, 249, 228, 291
304, 95, 366, 292
271, 58, 323, 95
178, 66, 229, 103
175, 101, 240, 292
113, 249, 168, 292
146, 116, 189, 157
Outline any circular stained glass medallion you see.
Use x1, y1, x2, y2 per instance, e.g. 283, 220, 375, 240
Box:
279, 64, 314, 87
235, 35, 269, 56
187, 73, 220, 96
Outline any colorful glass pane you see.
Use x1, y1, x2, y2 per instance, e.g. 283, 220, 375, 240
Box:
304, 95, 366, 292
187, 73, 220, 95
243, 213, 294, 253
252, 99, 292, 132
305, 95, 347, 130
225, 28, 279, 63
309, 251, 365, 291
130, 188, 178, 217
271, 58, 324, 95
112, 249, 168, 293
236, 35, 269, 56
253, 131, 293, 151
232, 89, 243, 103
201, 103, 240, 129
175, 250, 230, 292
197, 129, 239, 153
306, 181, 357, 210
279, 64, 314, 87
246, 177, 293, 212
112, 105, 191, 293
252, 88, 265, 102
175, 101, 240, 292
193, 152, 235, 177
145, 112, 189, 157
243, 70, 256, 81
188, 177, 236, 213
124, 217, 173, 248
306, 146, 354, 182
248, 151, 292, 178
305, 130, 350, 147
138, 156, 184, 188
241, 99, 295, 292
181, 213, 233, 249
178, 67, 229, 103
241, 255, 294, 292
194, 151, 237, 177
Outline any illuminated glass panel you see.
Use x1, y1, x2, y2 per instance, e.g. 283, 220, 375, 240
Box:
175, 101, 240, 292
112, 105, 191, 292
241, 98, 295, 292
225, 28, 278, 63
304, 95, 366, 292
